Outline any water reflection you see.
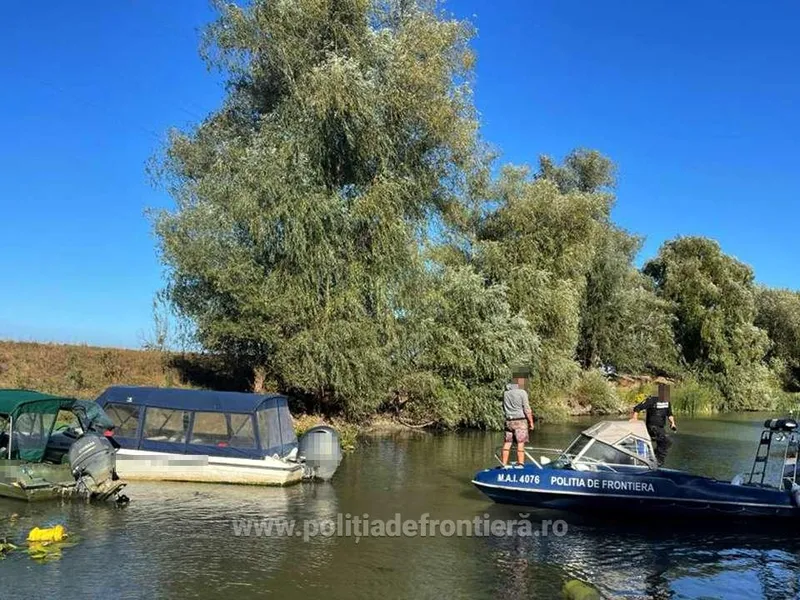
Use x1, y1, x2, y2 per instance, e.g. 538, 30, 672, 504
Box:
479, 506, 800, 599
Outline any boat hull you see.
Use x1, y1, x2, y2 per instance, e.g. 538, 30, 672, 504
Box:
473, 465, 799, 519
0, 462, 79, 502
114, 449, 305, 486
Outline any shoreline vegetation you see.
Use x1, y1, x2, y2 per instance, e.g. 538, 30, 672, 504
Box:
1, 340, 796, 443
4, 3, 799, 432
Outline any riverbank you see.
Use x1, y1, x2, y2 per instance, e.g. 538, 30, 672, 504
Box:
1, 340, 796, 437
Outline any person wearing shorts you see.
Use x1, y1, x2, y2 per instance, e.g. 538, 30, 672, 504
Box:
501, 374, 534, 466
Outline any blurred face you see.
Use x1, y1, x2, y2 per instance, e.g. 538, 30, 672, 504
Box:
658, 383, 671, 402
514, 376, 527, 388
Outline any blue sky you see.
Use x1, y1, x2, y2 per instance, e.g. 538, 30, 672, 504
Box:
1, 1, 798, 348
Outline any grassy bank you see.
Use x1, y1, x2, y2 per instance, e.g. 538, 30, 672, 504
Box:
0, 340, 174, 399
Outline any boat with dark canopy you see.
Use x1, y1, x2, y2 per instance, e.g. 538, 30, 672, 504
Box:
0, 389, 127, 502
473, 417, 800, 519
96, 386, 342, 485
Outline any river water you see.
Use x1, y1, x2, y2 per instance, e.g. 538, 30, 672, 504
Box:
2, 414, 799, 599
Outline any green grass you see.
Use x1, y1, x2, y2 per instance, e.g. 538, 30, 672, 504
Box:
670, 376, 724, 416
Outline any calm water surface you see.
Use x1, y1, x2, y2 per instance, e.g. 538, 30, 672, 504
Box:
2, 414, 800, 599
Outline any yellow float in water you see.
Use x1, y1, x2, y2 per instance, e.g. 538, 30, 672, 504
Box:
27, 525, 66, 543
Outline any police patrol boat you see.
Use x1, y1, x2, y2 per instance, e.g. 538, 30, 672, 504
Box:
472, 418, 800, 519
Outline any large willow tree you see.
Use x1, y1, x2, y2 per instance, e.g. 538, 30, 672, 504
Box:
152, 0, 525, 418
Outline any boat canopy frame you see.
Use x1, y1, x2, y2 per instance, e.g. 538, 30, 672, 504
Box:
563, 420, 658, 470
494, 420, 658, 471
95, 386, 298, 460
0, 390, 85, 463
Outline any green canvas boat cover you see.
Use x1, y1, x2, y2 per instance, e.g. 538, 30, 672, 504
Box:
0, 390, 77, 462
0, 389, 75, 418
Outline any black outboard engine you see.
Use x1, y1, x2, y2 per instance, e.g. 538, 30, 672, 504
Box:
67, 434, 127, 501
297, 426, 343, 481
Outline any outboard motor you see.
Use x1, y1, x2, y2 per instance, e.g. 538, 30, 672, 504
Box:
67, 433, 127, 502
297, 426, 342, 481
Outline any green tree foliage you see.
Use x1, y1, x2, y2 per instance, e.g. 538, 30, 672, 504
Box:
475, 161, 611, 400
644, 237, 775, 409
153, 0, 530, 423
577, 228, 678, 374
472, 150, 677, 406
537, 148, 616, 194
756, 288, 800, 391
391, 265, 538, 427
538, 149, 678, 376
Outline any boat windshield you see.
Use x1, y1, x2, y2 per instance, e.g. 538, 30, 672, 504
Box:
72, 400, 115, 433
559, 433, 652, 468
580, 440, 647, 466
562, 434, 592, 460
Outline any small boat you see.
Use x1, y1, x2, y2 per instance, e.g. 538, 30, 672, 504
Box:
473, 418, 800, 519
0, 389, 128, 502
95, 386, 342, 486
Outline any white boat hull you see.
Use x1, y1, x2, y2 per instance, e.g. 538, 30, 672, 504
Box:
114, 449, 305, 486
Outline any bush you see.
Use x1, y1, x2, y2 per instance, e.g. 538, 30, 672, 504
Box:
776, 391, 800, 414
671, 376, 723, 416
99, 350, 125, 383
530, 393, 571, 423
293, 414, 359, 452
620, 384, 649, 410
65, 353, 86, 392
572, 369, 624, 415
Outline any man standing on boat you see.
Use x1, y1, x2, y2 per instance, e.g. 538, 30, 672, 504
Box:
501, 370, 535, 466
631, 378, 677, 467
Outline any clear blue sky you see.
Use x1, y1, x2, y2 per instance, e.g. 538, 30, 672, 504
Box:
1, 1, 798, 348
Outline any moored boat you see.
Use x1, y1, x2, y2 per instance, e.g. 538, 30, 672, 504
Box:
0, 389, 128, 502
95, 386, 342, 486
473, 418, 800, 519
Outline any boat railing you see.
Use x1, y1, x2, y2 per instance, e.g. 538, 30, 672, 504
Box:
492, 446, 564, 469
744, 419, 800, 490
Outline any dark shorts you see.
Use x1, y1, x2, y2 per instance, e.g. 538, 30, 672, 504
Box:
504, 419, 529, 444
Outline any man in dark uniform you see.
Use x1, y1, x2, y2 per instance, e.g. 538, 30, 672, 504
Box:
631, 379, 677, 467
